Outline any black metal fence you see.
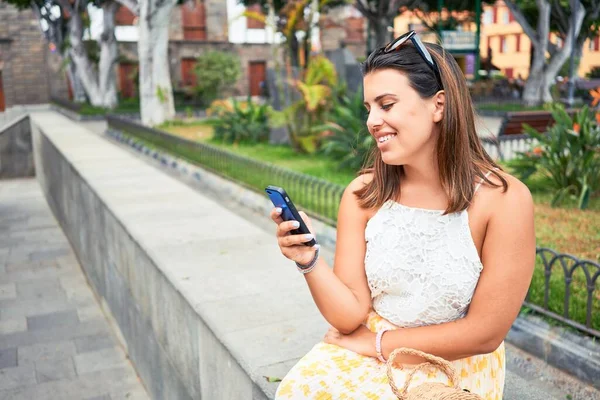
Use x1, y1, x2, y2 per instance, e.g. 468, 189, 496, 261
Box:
526, 248, 600, 338
107, 115, 345, 226
107, 115, 599, 338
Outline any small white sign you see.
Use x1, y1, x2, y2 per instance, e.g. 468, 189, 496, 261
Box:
441, 31, 476, 51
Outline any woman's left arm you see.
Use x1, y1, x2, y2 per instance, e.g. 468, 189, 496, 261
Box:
325, 179, 536, 363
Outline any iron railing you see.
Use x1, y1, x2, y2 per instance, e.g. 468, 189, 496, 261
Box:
106, 115, 345, 226
107, 115, 599, 338
525, 248, 600, 338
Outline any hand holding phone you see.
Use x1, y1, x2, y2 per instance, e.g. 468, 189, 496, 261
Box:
266, 185, 319, 265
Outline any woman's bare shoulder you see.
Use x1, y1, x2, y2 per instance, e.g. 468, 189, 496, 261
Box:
339, 173, 375, 221
346, 172, 374, 192
486, 169, 533, 215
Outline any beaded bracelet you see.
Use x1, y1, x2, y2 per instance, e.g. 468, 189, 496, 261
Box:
376, 328, 390, 363
296, 246, 320, 274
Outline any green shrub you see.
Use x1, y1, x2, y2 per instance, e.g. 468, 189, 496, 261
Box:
509, 103, 600, 209
586, 66, 600, 79
270, 55, 338, 154
194, 51, 241, 106
316, 89, 372, 171
206, 98, 270, 144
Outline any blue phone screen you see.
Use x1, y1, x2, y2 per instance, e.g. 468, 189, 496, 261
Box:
266, 191, 295, 222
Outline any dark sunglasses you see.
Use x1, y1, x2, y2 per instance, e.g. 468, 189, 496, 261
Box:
383, 30, 442, 89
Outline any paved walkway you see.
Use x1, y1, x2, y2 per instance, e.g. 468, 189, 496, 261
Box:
0, 179, 149, 400
476, 116, 503, 138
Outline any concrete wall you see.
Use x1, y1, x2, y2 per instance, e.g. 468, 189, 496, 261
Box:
30, 111, 326, 399
0, 114, 34, 179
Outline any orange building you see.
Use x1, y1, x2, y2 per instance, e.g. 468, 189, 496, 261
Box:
394, 1, 600, 80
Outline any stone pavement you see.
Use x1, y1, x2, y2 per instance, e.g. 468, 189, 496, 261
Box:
476, 116, 503, 138
0, 178, 149, 400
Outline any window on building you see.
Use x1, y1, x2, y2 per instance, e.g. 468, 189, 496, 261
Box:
182, 0, 206, 40
181, 58, 198, 87
483, 9, 493, 25
119, 63, 138, 99
500, 36, 507, 53
595, 36, 600, 51
493, 6, 498, 24
502, 9, 510, 25
505, 67, 514, 79
249, 61, 267, 96
115, 6, 136, 25
246, 3, 265, 29
516, 34, 521, 52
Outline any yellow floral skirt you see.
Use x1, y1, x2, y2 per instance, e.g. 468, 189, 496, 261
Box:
275, 311, 505, 400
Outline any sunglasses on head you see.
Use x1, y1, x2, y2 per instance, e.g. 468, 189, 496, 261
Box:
383, 30, 442, 89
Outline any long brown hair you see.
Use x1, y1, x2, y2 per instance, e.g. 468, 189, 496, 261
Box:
355, 41, 507, 214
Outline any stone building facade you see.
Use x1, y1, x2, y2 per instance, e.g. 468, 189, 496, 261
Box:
0, 3, 67, 111
320, 5, 367, 61
114, 0, 274, 100
1, 0, 366, 109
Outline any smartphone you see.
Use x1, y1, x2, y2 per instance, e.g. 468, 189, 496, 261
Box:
265, 185, 317, 247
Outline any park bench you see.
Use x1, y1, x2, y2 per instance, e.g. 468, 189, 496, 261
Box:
498, 109, 578, 136
498, 111, 554, 136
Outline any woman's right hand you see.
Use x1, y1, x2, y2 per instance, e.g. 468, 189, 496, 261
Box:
270, 207, 319, 266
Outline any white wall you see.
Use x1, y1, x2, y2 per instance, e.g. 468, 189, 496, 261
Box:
86, 4, 139, 42
226, 0, 280, 44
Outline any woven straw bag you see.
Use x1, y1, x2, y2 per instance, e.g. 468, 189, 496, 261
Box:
386, 348, 483, 400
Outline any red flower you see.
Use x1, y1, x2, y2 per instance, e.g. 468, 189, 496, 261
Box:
590, 87, 600, 107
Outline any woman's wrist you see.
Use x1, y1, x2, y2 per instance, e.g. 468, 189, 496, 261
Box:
376, 328, 390, 362
296, 245, 320, 274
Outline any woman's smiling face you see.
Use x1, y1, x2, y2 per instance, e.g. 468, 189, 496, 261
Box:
363, 68, 442, 166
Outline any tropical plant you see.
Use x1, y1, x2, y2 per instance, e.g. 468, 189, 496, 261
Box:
509, 103, 600, 209
194, 51, 241, 106
316, 89, 373, 171
587, 66, 600, 79
206, 98, 271, 144
270, 55, 338, 153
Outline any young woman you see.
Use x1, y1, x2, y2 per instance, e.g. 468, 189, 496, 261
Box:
270, 31, 535, 400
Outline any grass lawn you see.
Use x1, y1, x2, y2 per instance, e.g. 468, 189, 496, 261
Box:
57, 98, 203, 116
135, 120, 600, 331
161, 122, 357, 187
476, 103, 547, 113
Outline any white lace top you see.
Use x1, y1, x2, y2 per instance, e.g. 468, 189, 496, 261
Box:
364, 201, 484, 328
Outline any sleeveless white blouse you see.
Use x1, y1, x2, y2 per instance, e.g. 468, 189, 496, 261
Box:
365, 201, 483, 328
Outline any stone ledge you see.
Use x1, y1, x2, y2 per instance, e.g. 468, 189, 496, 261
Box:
106, 126, 600, 392
507, 314, 600, 390
30, 111, 328, 399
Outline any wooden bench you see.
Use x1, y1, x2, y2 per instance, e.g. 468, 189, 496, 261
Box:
498, 111, 554, 136
498, 109, 578, 136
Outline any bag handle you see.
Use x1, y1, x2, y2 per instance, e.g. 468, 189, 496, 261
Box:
386, 348, 459, 399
